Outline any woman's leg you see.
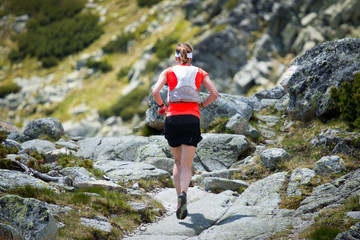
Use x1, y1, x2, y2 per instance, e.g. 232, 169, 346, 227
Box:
180, 145, 196, 194
170, 146, 182, 196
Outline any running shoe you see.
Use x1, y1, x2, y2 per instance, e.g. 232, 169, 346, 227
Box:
176, 191, 188, 219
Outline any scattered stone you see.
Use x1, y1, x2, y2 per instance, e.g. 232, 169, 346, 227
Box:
346, 211, 360, 220
225, 114, 259, 138
129, 201, 148, 214
332, 141, 352, 155
23, 118, 64, 140
286, 168, 316, 197
44, 148, 72, 163
201, 177, 249, 192
59, 167, 96, 187
297, 168, 360, 214
313, 155, 345, 176
260, 148, 290, 170
80, 217, 112, 233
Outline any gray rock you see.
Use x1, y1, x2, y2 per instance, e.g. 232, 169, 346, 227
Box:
59, 167, 96, 187
128, 201, 148, 214
144, 157, 174, 174
132, 190, 235, 238
75, 180, 127, 193
225, 114, 259, 138
253, 86, 287, 100
280, 38, 360, 121
0, 195, 57, 240
260, 148, 290, 170
345, 211, 360, 220
4, 139, 23, 151
75, 136, 102, 159
313, 155, 345, 176
195, 134, 251, 171
335, 221, 360, 240
94, 160, 170, 181
286, 168, 315, 197
135, 143, 168, 162
257, 115, 280, 127
332, 141, 352, 155
0, 169, 51, 190
93, 136, 150, 162
193, 27, 249, 94
55, 140, 79, 151
23, 118, 64, 140
201, 177, 249, 192
20, 139, 57, 154
197, 169, 243, 180
0, 223, 23, 240
193, 172, 307, 240
297, 169, 360, 214
44, 148, 72, 163
80, 217, 112, 233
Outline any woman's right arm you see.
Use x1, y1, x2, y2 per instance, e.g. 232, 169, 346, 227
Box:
152, 69, 167, 106
201, 75, 219, 107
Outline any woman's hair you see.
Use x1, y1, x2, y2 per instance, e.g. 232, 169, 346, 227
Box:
175, 43, 193, 65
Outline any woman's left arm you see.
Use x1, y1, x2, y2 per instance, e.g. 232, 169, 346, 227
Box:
152, 69, 167, 106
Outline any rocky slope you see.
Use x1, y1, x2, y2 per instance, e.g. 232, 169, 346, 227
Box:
0, 0, 359, 137
1, 38, 360, 239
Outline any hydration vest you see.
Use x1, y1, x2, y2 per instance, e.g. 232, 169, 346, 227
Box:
168, 65, 201, 103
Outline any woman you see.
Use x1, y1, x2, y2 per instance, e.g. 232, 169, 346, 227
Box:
152, 43, 219, 220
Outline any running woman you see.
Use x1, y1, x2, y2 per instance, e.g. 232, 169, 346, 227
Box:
152, 42, 219, 219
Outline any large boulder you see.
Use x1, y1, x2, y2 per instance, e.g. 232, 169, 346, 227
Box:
0, 195, 57, 240
280, 38, 360, 121
23, 118, 64, 140
195, 134, 251, 171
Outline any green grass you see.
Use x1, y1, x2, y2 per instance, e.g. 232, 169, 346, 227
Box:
5, 183, 165, 240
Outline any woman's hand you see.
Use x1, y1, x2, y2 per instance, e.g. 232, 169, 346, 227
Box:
158, 104, 168, 115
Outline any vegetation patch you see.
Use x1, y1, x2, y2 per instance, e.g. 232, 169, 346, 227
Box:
0, 81, 21, 98
102, 32, 135, 54
299, 196, 360, 240
117, 66, 132, 80
6, 0, 103, 68
331, 72, 360, 129
137, 0, 162, 8
203, 117, 230, 133
99, 85, 149, 121
86, 59, 113, 73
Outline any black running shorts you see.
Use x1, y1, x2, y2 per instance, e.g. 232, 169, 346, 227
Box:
164, 115, 203, 148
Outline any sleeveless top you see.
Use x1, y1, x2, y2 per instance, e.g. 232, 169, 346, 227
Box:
166, 64, 208, 118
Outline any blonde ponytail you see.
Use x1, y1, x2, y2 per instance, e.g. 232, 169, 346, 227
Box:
175, 43, 193, 65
